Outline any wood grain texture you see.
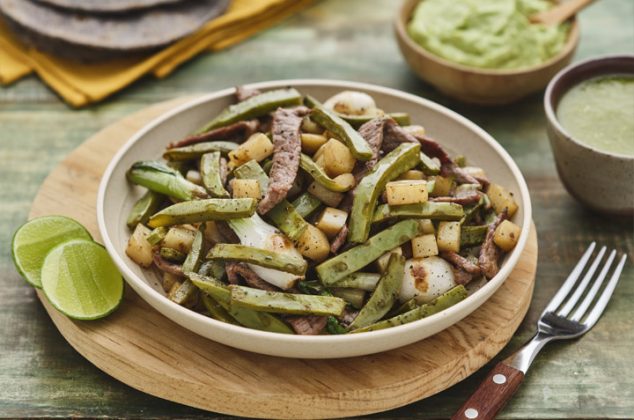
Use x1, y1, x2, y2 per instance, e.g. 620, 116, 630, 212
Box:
26, 98, 537, 419
1, 0, 632, 418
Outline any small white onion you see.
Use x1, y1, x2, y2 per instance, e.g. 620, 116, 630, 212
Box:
399, 257, 456, 304
323, 90, 380, 116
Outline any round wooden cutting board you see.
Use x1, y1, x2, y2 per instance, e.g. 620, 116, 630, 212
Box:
29, 97, 538, 419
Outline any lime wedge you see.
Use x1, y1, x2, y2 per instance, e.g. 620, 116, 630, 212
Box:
41, 239, 123, 320
12, 215, 92, 288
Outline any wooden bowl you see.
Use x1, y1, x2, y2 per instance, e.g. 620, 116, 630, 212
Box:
394, 0, 581, 105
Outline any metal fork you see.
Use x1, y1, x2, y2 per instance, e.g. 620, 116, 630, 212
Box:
452, 243, 628, 420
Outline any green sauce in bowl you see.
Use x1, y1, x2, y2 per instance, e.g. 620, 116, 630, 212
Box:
556, 75, 634, 156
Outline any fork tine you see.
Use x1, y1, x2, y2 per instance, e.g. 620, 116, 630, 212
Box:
582, 254, 627, 329
570, 250, 616, 322
543, 242, 596, 314
558, 246, 607, 316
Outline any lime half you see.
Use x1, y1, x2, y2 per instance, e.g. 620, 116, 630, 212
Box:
41, 239, 123, 320
12, 215, 92, 288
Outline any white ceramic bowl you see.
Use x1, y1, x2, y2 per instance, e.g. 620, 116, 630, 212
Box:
97, 80, 532, 359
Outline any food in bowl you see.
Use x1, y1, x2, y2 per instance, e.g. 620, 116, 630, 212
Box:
123, 86, 522, 335
407, 0, 570, 70
556, 75, 634, 156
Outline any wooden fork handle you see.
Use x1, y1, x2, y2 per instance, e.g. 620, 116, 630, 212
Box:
451, 362, 524, 420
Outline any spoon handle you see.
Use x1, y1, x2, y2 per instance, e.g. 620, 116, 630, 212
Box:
530, 0, 596, 25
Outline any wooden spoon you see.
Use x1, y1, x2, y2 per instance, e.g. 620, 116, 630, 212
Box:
530, 0, 596, 25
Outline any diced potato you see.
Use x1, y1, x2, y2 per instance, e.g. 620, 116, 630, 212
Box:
418, 219, 435, 234
462, 166, 487, 180
385, 180, 428, 205
436, 221, 461, 253
167, 280, 184, 300
402, 125, 426, 137
314, 138, 356, 177
494, 220, 521, 251
186, 169, 202, 185
297, 224, 330, 262
301, 133, 328, 154
126, 224, 154, 268
230, 178, 261, 199
308, 181, 344, 207
163, 227, 196, 254
203, 221, 224, 244
301, 116, 323, 134
333, 173, 356, 190
429, 176, 454, 197
228, 133, 273, 168
376, 247, 403, 273
487, 183, 518, 217
162, 272, 180, 293
412, 234, 439, 258
398, 170, 425, 181
315, 207, 348, 239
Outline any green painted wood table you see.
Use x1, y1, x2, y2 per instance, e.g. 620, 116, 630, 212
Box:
1, 0, 632, 418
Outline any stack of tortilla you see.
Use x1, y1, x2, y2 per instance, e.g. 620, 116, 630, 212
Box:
0, 0, 230, 61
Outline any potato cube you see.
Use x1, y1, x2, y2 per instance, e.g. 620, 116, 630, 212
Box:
418, 219, 435, 234
301, 133, 328, 154
436, 221, 461, 252
308, 182, 344, 207
230, 178, 261, 199
494, 220, 521, 251
297, 224, 330, 262
315, 207, 348, 239
126, 224, 154, 268
315, 138, 356, 177
398, 170, 425, 181
412, 234, 439, 258
162, 227, 196, 254
429, 176, 454, 197
228, 133, 273, 168
487, 183, 518, 217
376, 247, 403, 273
162, 272, 180, 293
385, 180, 428, 205
333, 173, 356, 190
402, 125, 426, 137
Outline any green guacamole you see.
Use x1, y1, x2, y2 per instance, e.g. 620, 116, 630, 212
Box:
407, 0, 570, 69
557, 75, 634, 156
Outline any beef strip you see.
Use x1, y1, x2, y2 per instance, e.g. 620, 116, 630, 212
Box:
215, 221, 239, 244
153, 253, 184, 277
225, 262, 279, 291
168, 119, 259, 149
257, 106, 310, 214
452, 268, 473, 285
284, 315, 328, 335
430, 190, 481, 205
235, 85, 262, 102
479, 210, 508, 279
330, 224, 349, 254
416, 135, 482, 187
381, 117, 418, 153
441, 251, 481, 275
353, 116, 388, 181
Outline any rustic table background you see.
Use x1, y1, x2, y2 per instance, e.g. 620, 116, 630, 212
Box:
1, 0, 632, 418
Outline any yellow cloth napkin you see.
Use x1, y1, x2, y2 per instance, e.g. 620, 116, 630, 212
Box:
0, 0, 312, 106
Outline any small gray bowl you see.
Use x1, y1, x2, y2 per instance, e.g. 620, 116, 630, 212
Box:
544, 55, 634, 216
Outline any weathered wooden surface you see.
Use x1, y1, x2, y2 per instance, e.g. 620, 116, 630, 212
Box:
0, 0, 632, 418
